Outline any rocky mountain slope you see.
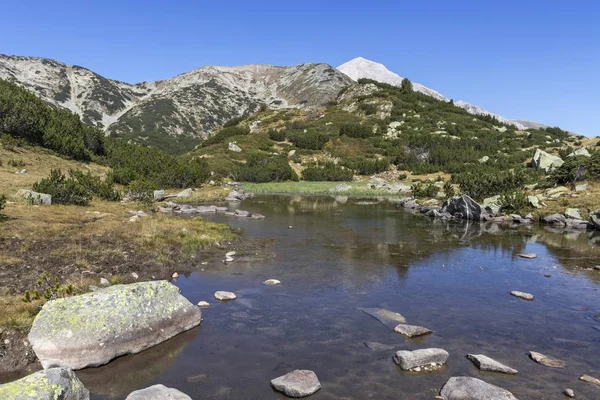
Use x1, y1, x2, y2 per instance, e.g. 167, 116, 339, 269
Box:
337, 57, 528, 129
0, 54, 351, 153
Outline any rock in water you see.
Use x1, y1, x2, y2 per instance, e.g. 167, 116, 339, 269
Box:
263, 279, 281, 286
214, 291, 237, 301
394, 348, 449, 370
563, 388, 575, 397
466, 354, 518, 374
394, 324, 433, 338
28, 281, 202, 370
364, 342, 395, 351
580, 374, 600, 387
197, 301, 210, 308
445, 195, 482, 220
517, 253, 537, 259
126, 384, 191, 400
271, 370, 321, 398
510, 291, 534, 301
0, 367, 90, 400
358, 308, 406, 328
529, 351, 566, 368
440, 376, 518, 400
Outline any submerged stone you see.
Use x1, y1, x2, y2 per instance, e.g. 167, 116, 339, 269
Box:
358, 308, 406, 328
263, 279, 281, 286
0, 367, 89, 400
440, 376, 518, 400
394, 324, 433, 338
28, 281, 202, 370
466, 354, 518, 374
511, 291, 534, 301
580, 374, 600, 387
215, 291, 237, 301
529, 351, 566, 368
271, 370, 321, 398
364, 342, 395, 351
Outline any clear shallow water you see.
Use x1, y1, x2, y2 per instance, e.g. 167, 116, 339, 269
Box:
75, 196, 600, 399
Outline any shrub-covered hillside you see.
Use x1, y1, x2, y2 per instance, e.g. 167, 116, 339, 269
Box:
191, 79, 587, 184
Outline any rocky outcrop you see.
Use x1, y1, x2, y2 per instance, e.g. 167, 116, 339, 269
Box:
440, 376, 517, 400
444, 195, 482, 220
394, 348, 449, 370
0, 367, 89, 400
466, 354, 518, 374
28, 281, 202, 369
532, 148, 564, 172
126, 384, 191, 400
271, 370, 321, 398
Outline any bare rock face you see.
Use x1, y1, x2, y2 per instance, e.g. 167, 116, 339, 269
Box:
394, 324, 433, 338
529, 351, 566, 368
271, 370, 321, 398
28, 281, 202, 370
466, 354, 518, 374
440, 376, 518, 400
0, 367, 89, 400
126, 384, 191, 400
394, 348, 449, 370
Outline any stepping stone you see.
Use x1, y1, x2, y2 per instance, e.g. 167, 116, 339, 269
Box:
214, 291, 237, 301
394, 348, 448, 370
529, 351, 566, 368
466, 354, 518, 374
517, 253, 537, 259
359, 308, 406, 328
263, 279, 281, 286
580, 374, 600, 387
197, 301, 210, 308
394, 324, 433, 338
511, 291, 534, 301
271, 370, 321, 398
364, 342, 395, 351
440, 377, 517, 400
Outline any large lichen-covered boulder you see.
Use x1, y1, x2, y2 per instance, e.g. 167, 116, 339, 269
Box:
0, 367, 89, 400
532, 148, 564, 172
29, 281, 202, 370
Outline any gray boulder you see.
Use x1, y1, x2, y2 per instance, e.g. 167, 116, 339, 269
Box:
445, 195, 482, 220
153, 190, 165, 201
542, 213, 567, 226
575, 184, 587, 192
440, 376, 517, 400
329, 183, 351, 193
466, 354, 518, 374
271, 370, 321, 398
529, 351, 566, 368
394, 324, 433, 338
567, 148, 590, 157
527, 195, 541, 208
176, 188, 193, 198
510, 291, 534, 300
214, 291, 237, 301
0, 367, 89, 400
394, 348, 449, 370
29, 281, 202, 370
564, 208, 582, 220
126, 384, 191, 400
532, 148, 564, 172
590, 213, 600, 230
17, 189, 51, 205
228, 142, 242, 152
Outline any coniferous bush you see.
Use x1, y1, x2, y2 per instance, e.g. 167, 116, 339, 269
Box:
339, 123, 375, 139
452, 169, 527, 201
0, 194, 6, 211
235, 152, 297, 182
287, 130, 329, 150
268, 129, 286, 142
33, 169, 92, 206
302, 162, 353, 181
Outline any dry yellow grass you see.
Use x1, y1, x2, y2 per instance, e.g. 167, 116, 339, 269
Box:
0, 146, 110, 200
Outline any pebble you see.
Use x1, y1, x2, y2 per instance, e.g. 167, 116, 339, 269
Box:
100, 278, 110, 286
225, 251, 236, 257
263, 279, 281, 286
131, 272, 139, 280
563, 388, 575, 397
172, 272, 179, 279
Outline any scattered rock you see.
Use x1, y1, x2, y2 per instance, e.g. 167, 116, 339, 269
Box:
563, 388, 575, 397
131, 272, 139, 280
394, 348, 449, 370
228, 142, 242, 152
126, 384, 191, 400
575, 184, 587, 192
532, 148, 564, 172
28, 281, 202, 369
359, 308, 406, 328
529, 351, 566, 368
329, 183, 352, 193
528, 195, 541, 208
444, 195, 482, 220
517, 253, 537, 259
176, 188, 193, 198
478, 155, 489, 163
214, 291, 237, 301
197, 301, 210, 308
565, 208, 582, 220
440, 376, 518, 400
153, 190, 165, 201
542, 213, 567, 226
16, 189, 52, 205
511, 291, 534, 301
466, 354, 518, 374
594, 266, 600, 271
393, 324, 433, 338
99, 278, 110, 286
234, 209, 250, 217
225, 251, 236, 257
580, 374, 600, 387
364, 342, 395, 351
263, 279, 281, 286
567, 148, 591, 157
172, 272, 179, 279
271, 370, 321, 398
0, 367, 90, 400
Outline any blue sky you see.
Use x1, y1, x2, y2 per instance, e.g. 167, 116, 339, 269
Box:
2, 1, 599, 136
